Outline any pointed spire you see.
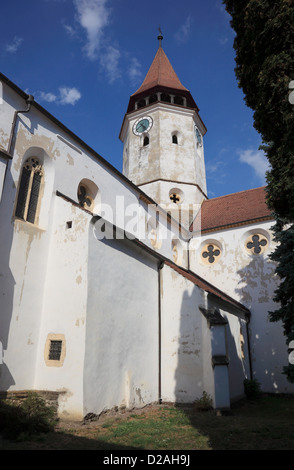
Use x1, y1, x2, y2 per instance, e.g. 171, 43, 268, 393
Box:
132, 42, 188, 96
126, 34, 199, 112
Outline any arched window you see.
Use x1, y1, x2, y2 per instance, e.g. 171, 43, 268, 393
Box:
15, 157, 43, 224
77, 179, 99, 213
143, 135, 149, 146
172, 134, 178, 144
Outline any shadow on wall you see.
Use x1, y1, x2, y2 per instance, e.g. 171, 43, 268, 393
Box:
234, 253, 289, 393
173, 288, 204, 406
0, 160, 16, 389
0, 107, 38, 389
173, 286, 247, 407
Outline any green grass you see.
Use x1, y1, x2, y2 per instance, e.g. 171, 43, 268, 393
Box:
1, 395, 294, 450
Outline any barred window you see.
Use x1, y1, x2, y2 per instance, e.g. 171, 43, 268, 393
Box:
44, 334, 66, 367
15, 157, 43, 224
49, 340, 62, 361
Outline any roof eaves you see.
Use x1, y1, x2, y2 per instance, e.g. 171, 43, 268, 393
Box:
164, 261, 250, 316
191, 215, 274, 234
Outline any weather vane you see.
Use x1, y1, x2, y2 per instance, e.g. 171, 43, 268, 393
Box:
158, 26, 163, 46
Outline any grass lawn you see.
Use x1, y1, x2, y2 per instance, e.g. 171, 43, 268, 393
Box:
1, 395, 294, 451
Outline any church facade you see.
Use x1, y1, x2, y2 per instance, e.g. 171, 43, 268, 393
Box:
0, 39, 292, 420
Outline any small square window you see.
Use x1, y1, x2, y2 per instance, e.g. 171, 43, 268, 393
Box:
44, 334, 66, 367
66, 221, 72, 229
49, 340, 62, 361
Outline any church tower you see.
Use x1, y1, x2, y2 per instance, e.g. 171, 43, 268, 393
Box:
119, 34, 208, 227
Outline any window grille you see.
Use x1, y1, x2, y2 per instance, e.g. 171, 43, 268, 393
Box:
49, 340, 62, 361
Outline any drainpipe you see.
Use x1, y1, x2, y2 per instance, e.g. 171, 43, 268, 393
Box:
7, 94, 34, 155
158, 261, 164, 404
246, 315, 253, 380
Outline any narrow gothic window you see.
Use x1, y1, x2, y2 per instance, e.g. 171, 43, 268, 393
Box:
15, 157, 43, 224
143, 135, 149, 146
172, 134, 178, 144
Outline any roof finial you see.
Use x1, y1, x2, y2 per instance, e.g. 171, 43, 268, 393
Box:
157, 26, 163, 47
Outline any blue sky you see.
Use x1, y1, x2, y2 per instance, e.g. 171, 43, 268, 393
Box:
0, 0, 269, 198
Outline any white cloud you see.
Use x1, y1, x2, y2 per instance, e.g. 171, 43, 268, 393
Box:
5, 36, 23, 53
59, 87, 81, 105
37, 87, 81, 106
239, 149, 270, 183
127, 57, 142, 85
100, 46, 121, 83
206, 159, 228, 183
38, 91, 57, 103
174, 16, 193, 44
63, 23, 77, 38
73, 0, 111, 59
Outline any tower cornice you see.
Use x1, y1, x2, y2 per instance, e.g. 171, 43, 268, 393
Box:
119, 99, 206, 142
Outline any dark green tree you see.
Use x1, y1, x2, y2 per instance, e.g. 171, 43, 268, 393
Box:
222, 0, 294, 381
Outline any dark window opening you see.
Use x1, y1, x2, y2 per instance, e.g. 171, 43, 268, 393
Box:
66, 221, 72, 229
15, 157, 43, 224
202, 245, 220, 264
170, 193, 180, 204
49, 340, 62, 361
161, 93, 171, 103
15, 167, 30, 220
137, 99, 145, 109
149, 94, 157, 104
174, 96, 184, 106
247, 234, 267, 254
26, 172, 42, 223
143, 136, 149, 146
78, 184, 92, 209
172, 135, 178, 144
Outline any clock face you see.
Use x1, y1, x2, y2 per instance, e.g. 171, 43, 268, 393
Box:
195, 127, 202, 146
133, 116, 153, 135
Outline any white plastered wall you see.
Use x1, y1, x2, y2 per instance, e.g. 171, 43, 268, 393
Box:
84, 222, 160, 416
34, 197, 90, 420
190, 221, 293, 394
160, 264, 214, 404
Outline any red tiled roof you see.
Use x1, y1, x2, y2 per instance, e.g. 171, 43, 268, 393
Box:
132, 46, 189, 97
191, 187, 273, 233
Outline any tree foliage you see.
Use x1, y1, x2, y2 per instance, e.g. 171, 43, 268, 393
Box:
222, 0, 294, 381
